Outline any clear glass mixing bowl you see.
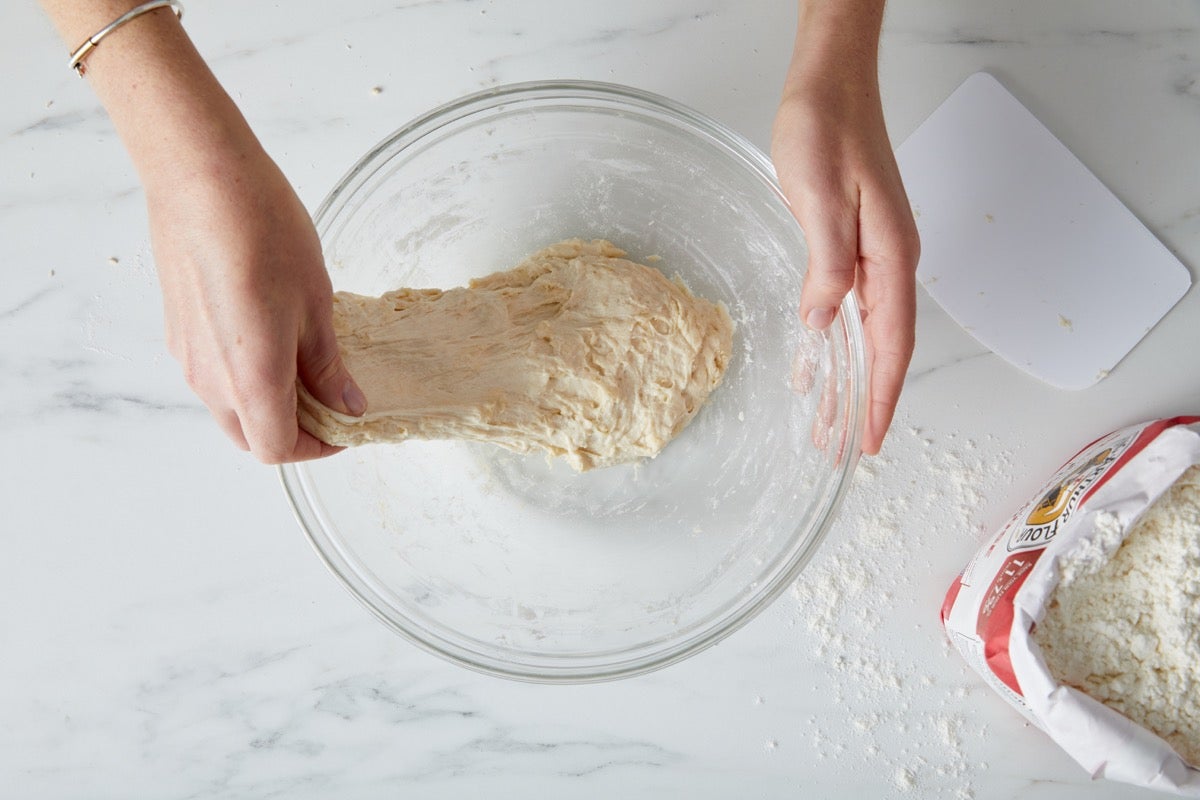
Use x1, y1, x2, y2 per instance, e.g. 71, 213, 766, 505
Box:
280, 81, 865, 682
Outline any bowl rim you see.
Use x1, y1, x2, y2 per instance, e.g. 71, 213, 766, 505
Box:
280, 78, 866, 683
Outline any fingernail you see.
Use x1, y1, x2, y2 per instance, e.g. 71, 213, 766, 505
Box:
342, 380, 367, 416
805, 306, 836, 331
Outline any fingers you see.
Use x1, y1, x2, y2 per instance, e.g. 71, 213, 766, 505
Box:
857, 177, 920, 456
861, 322, 912, 456
172, 301, 356, 465
182, 338, 345, 465
211, 406, 250, 451
289, 429, 346, 462
234, 370, 308, 464
771, 104, 862, 333
786, 180, 918, 455
211, 396, 343, 463
297, 313, 367, 417
860, 275, 916, 454
791, 188, 907, 455
792, 189, 861, 333
229, 403, 345, 463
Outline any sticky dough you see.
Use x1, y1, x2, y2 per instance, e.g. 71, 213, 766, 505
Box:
298, 239, 733, 471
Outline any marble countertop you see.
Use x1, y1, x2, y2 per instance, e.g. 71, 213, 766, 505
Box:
3, 1, 1198, 797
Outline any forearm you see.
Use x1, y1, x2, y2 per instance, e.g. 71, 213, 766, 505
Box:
786, 0, 886, 96
39, 0, 262, 190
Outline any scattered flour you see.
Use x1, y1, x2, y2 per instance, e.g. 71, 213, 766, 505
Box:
1034, 464, 1200, 766
786, 417, 1020, 796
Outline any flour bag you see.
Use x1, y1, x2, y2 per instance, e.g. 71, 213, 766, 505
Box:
941, 416, 1200, 795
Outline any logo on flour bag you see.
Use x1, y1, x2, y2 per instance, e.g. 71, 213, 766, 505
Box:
1005, 446, 1117, 552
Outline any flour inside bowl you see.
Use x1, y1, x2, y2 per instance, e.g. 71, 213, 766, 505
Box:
299, 239, 733, 470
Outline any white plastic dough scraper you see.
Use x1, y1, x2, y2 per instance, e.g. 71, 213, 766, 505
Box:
895, 71, 1191, 390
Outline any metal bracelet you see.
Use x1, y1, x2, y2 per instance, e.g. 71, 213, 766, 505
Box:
68, 0, 185, 77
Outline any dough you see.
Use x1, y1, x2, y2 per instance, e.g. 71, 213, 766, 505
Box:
298, 239, 733, 470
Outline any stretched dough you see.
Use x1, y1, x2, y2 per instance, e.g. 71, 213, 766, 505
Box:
298, 239, 733, 470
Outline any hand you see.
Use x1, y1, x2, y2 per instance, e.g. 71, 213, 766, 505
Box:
145, 142, 366, 463
772, 3, 920, 455
37, 3, 363, 463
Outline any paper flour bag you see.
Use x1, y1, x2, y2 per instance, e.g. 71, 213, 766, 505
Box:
942, 416, 1200, 795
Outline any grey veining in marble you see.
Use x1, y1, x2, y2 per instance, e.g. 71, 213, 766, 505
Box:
2, 0, 1198, 798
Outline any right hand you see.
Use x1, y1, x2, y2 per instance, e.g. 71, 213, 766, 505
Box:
772, 77, 919, 456
771, 0, 920, 456
145, 142, 366, 464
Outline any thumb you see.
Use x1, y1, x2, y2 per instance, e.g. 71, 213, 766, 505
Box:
298, 318, 367, 417
794, 198, 859, 331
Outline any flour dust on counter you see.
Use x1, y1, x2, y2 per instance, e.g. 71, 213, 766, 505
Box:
787, 419, 1019, 798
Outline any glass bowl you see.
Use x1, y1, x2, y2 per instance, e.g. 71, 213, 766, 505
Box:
280, 80, 865, 682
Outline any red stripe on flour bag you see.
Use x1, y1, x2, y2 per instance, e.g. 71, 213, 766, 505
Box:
1079, 415, 1200, 506
940, 573, 965, 625
976, 550, 1045, 695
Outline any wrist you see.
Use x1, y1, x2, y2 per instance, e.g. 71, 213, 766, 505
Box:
786, 0, 885, 98
60, 4, 263, 188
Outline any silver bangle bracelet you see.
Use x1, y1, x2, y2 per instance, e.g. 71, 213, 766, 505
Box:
68, 0, 185, 77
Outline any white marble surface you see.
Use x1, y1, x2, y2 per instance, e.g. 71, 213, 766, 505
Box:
2, 0, 1198, 797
